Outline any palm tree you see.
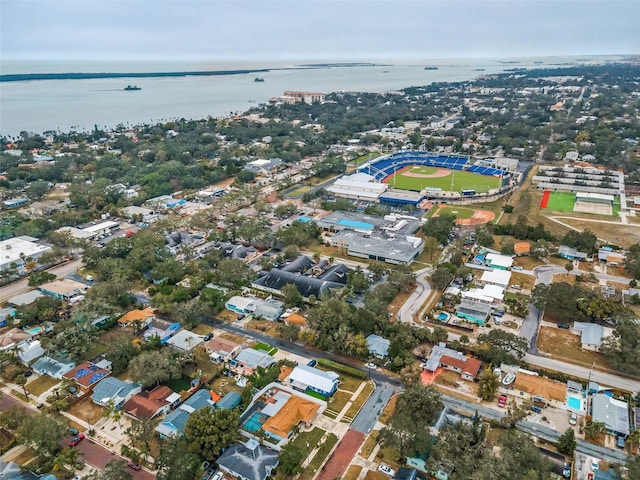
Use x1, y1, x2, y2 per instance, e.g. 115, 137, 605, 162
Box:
584, 421, 606, 440
626, 429, 640, 453
14, 375, 28, 399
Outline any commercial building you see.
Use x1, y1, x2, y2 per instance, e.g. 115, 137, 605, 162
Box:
330, 229, 424, 265
0, 237, 51, 271
326, 173, 388, 201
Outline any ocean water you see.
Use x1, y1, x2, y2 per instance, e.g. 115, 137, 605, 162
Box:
0, 56, 621, 137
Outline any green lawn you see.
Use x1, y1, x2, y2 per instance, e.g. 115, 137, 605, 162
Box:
434, 206, 476, 219
351, 152, 381, 166
385, 166, 501, 193
291, 427, 326, 452
25, 375, 59, 396
545, 192, 576, 212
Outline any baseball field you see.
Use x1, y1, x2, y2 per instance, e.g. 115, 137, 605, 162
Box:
383, 165, 502, 193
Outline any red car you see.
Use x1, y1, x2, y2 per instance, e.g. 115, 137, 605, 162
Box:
497, 395, 507, 407
68, 433, 85, 447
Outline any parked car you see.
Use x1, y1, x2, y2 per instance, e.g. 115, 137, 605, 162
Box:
531, 405, 542, 414
236, 314, 245, 321
569, 412, 577, 425
562, 463, 571, 479
69, 427, 79, 436
493, 310, 505, 317
212, 471, 224, 480
364, 363, 377, 370
127, 462, 142, 471
68, 433, 85, 447
497, 395, 507, 407
307, 359, 317, 367
378, 464, 395, 476
23, 370, 33, 378
512, 266, 523, 271
203, 332, 213, 341
558, 323, 570, 330
591, 458, 599, 471
36, 403, 44, 409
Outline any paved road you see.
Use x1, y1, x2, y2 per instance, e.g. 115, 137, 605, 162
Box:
0, 258, 84, 302
350, 381, 395, 434
0, 389, 153, 479
397, 266, 432, 324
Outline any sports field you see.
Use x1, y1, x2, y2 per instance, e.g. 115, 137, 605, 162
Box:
435, 206, 475, 219
384, 166, 502, 193
544, 192, 576, 212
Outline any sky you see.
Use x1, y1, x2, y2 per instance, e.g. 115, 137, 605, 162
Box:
1, 0, 639, 62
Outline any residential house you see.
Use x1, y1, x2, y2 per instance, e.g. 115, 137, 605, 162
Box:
366, 334, 391, 359
485, 253, 513, 270
507, 372, 567, 408
216, 440, 279, 480
38, 279, 87, 300
155, 389, 215, 437
0, 307, 16, 328
598, 248, 625, 266
8, 291, 44, 306
17, 340, 45, 365
423, 343, 482, 381
558, 245, 588, 261
143, 318, 181, 344
217, 391, 242, 410
479, 269, 511, 289
253, 299, 284, 322
122, 386, 181, 420
0, 328, 31, 352
572, 322, 605, 351
32, 356, 75, 379
117, 307, 156, 328
455, 300, 492, 325
232, 348, 275, 375
90, 377, 141, 408
287, 365, 340, 397
62, 361, 111, 393
591, 394, 630, 436
225, 296, 260, 314
283, 313, 307, 327
167, 330, 203, 351
205, 336, 243, 363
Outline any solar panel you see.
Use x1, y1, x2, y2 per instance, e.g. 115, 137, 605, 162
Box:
75, 368, 89, 379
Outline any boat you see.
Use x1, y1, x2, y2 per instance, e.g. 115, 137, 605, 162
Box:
502, 372, 516, 386
424, 66, 439, 70
473, 68, 486, 71
254, 77, 265, 82
124, 85, 141, 91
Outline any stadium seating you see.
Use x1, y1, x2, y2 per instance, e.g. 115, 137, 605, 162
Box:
358, 151, 471, 180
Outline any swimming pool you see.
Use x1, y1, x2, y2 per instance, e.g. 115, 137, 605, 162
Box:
24, 326, 44, 335
437, 312, 451, 322
242, 412, 266, 433
336, 219, 374, 231
567, 395, 582, 410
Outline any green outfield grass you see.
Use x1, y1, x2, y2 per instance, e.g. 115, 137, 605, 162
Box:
435, 206, 476, 219
385, 166, 501, 193
545, 192, 576, 212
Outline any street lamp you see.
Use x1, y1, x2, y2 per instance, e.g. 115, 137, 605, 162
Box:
305, 441, 310, 467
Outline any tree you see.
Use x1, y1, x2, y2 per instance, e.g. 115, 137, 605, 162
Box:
624, 454, 640, 480
423, 214, 456, 244
128, 349, 182, 388
500, 239, 515, 255
477, 329, 528, 365
16, 412, 68, 457
281, 283, 304, 308
0, 405, 27, 431
600, 319, 640, 374
14, 374, 28, 399
156, 436, 203, 480
379, 411, 430, 460
278, 442, 305, 476
557, 427, 577, 456
431, 265, 454, 290
477, 367, 500, 401
583, 420, 606, 440
84, 459, 132, 480
184, 407, 240, 460
501, 398, 532, 429
276, 322, 300, 342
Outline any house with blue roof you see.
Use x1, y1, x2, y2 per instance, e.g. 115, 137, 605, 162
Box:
91, 377, 141, 408
142, 318, 181, 344
155, 389, 214, 437
217, 391, 242, 410
32, 356, 75, 379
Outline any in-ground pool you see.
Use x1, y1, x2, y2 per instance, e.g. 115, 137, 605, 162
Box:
242, 412, 266, 433
567, 395, 583, 410
437, 312, 451, 322
24, 326, 44, 335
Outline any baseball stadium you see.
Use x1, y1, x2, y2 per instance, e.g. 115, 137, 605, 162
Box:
327, 151, 516, 206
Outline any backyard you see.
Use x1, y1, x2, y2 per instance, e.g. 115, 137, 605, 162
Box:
25, 375, 59, 397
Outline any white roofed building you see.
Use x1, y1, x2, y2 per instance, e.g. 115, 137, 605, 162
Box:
326, 173, 388, 201
287, 365, 339, 397
479, 269, 512, 289
0, 237, 51, 271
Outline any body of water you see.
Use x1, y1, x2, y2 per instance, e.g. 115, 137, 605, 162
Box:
0, 56, 622, 137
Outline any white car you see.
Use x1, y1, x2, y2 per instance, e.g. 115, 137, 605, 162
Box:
364, 363, 377, 370
591, 458, 599, 471
378, 464, 395, 476
569, 412, 577, 425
